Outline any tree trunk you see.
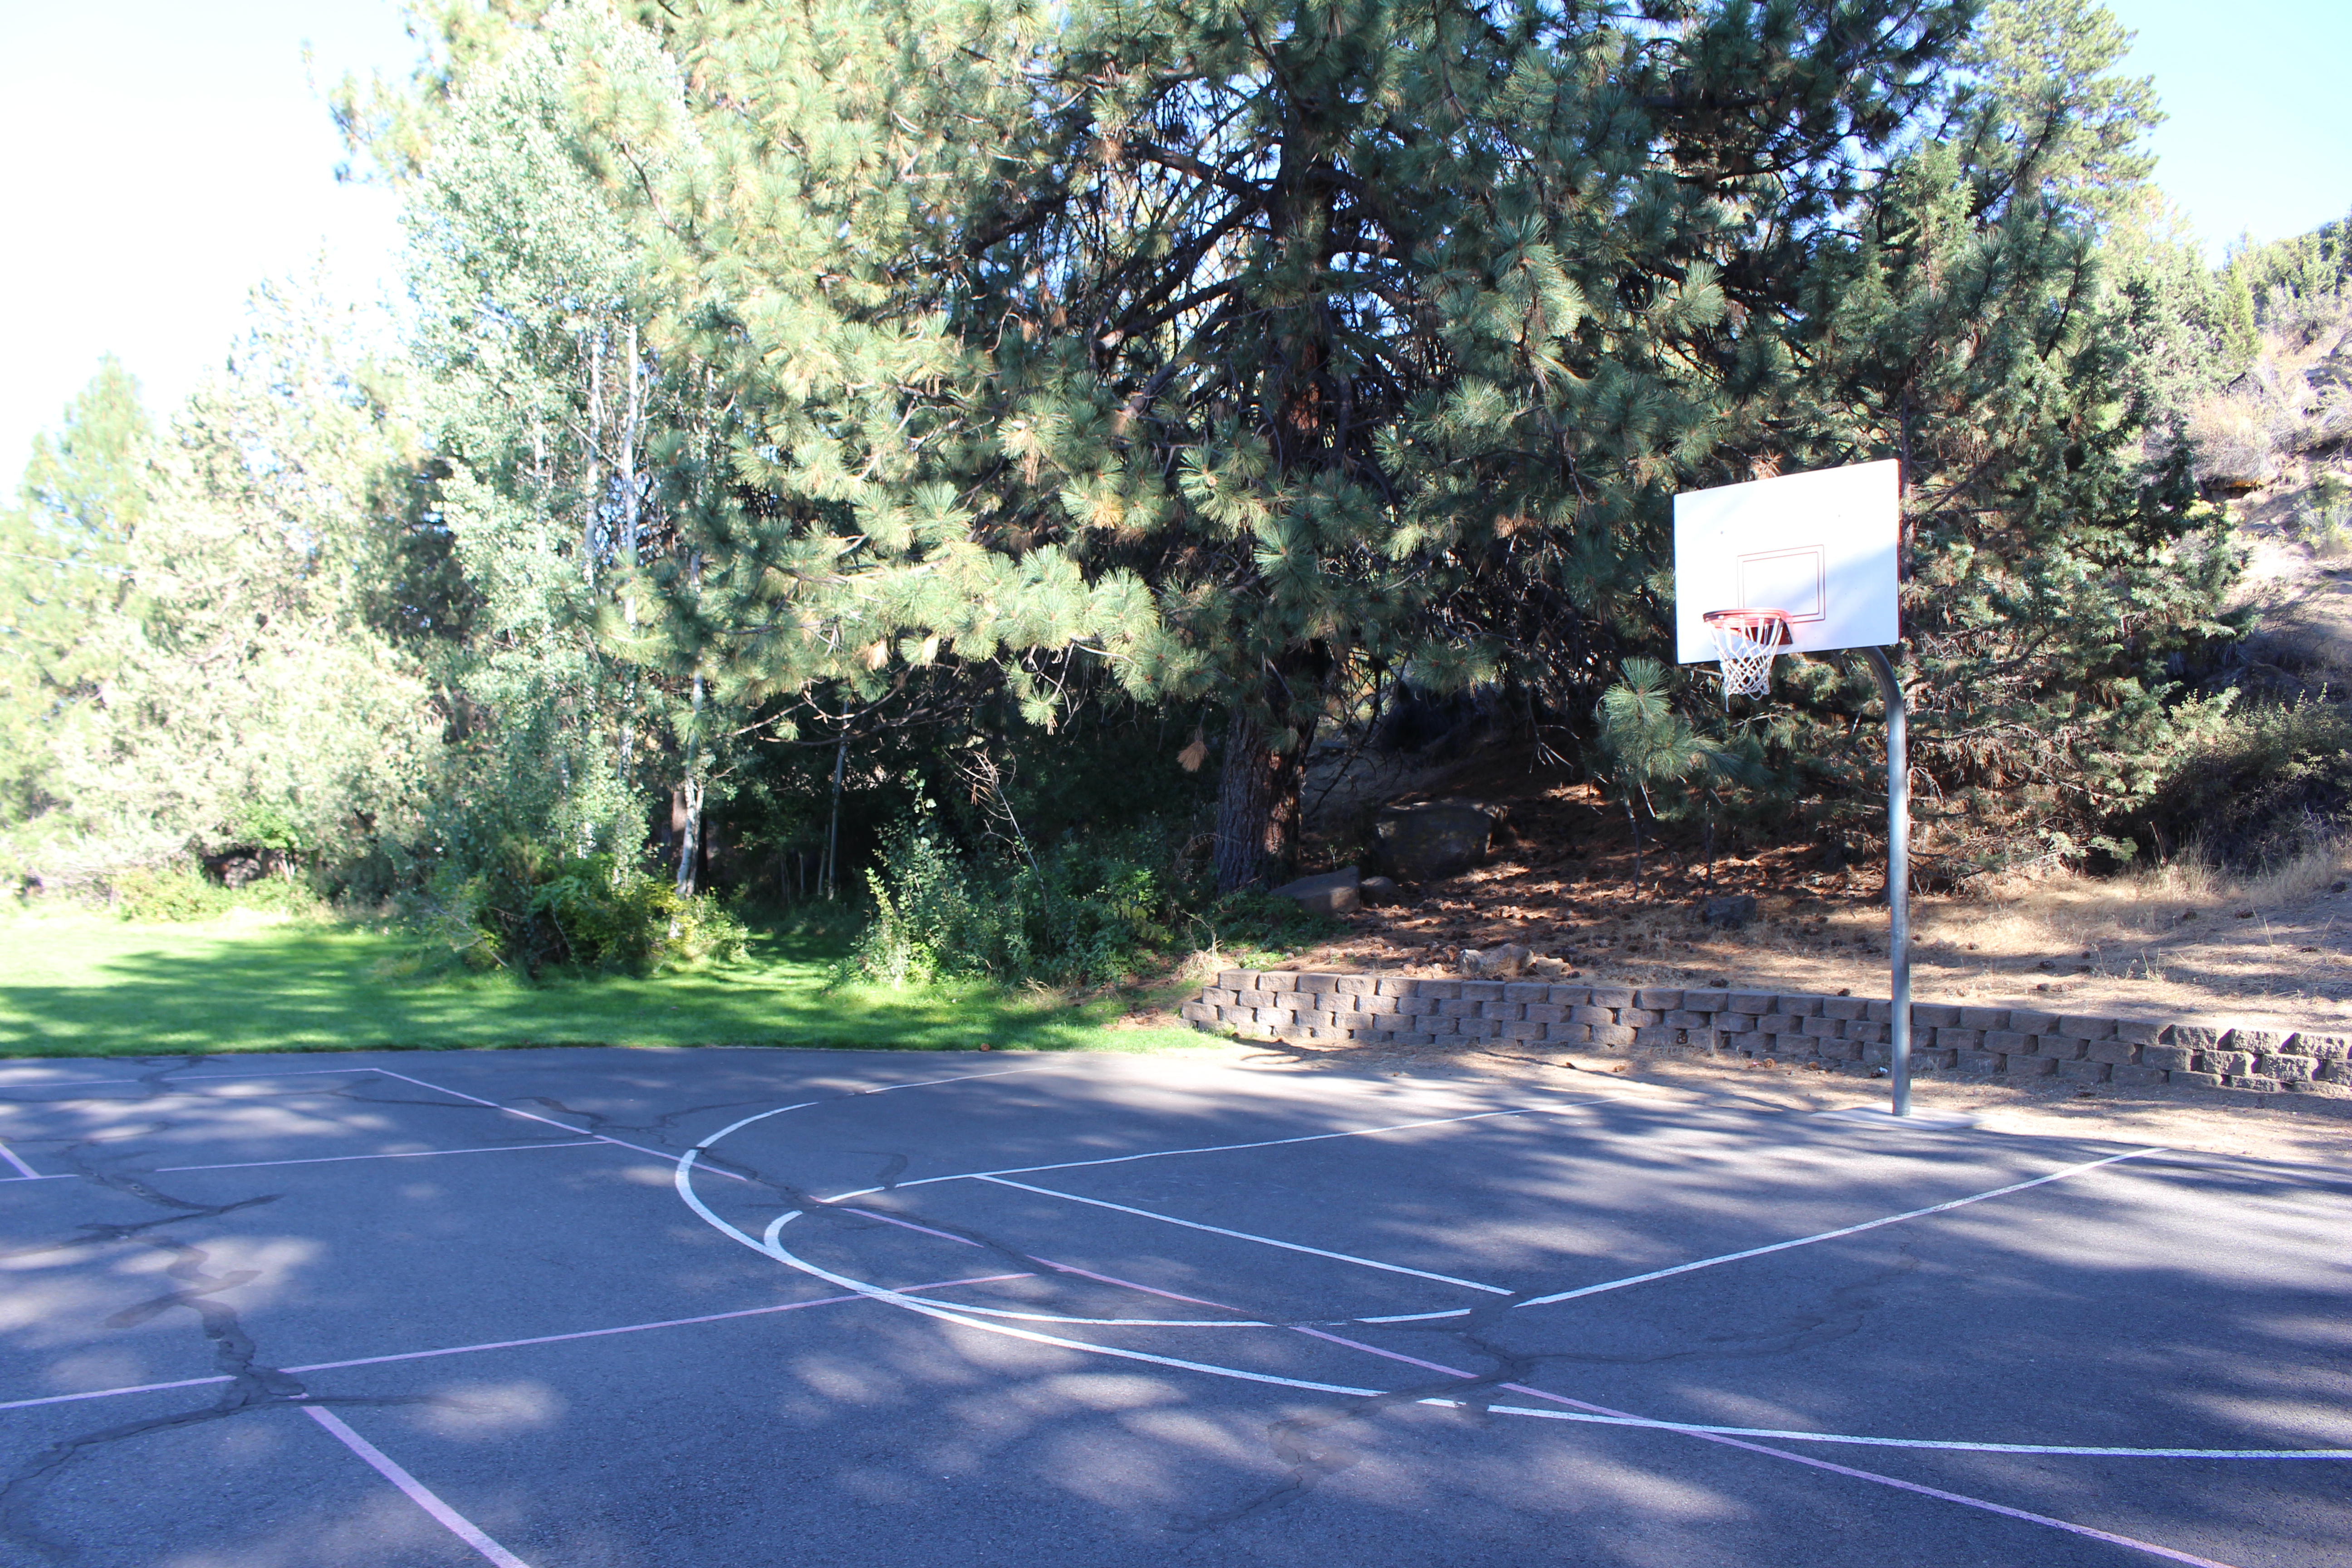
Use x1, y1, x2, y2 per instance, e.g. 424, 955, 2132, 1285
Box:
1214, 707, 1312, 893
675, 672, 706, 897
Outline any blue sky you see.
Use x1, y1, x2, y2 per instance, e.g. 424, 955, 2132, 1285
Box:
3, 0, 2348, 481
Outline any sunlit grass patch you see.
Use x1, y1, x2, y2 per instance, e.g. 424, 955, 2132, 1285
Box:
0, 907, 1205, 1059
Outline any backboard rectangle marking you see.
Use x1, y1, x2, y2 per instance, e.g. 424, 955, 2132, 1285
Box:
1736, 546, 1828, 623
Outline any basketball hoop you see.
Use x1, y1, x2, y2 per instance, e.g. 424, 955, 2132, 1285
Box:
1702, 608, 1793, 703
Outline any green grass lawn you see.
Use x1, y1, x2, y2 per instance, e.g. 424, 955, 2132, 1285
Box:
0, 909, 1209, 1059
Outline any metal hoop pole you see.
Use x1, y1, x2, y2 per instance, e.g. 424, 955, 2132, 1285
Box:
1860, 646, 1911, 1116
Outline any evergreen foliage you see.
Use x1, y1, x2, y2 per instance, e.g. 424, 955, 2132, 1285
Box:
10, 0, 2337, 980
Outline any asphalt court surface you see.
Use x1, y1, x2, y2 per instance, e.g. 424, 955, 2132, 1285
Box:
0, 1048, 2346, 1566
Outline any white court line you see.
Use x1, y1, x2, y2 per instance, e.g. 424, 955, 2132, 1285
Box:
822, 1101, 1605, 1202
370, 1068, 752, 1182
1282, 1331, 2262, 1568
0, 1274, 1033, 1414
0, 1140, 40, 1179
304, 1406, 531, 1568
157, 1141, 605, 1174
970, 1174, 1513, 1293
1515, 1147, 2163, 1308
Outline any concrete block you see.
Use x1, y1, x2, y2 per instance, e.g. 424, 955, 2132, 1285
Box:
1588, 986, 1635, 1008
1636, 988, 1685, 1009
2200, 1050, 2253, 1075
1824, 997, 1869, 1021
1526, 1004, 1566, 1026
1547, 985, 1593, 1006
1727, 992, 1774, 1014
1180, 1001, 1216, 1024
2169, 1070, 2224, 1089
1588, 1024, 1637, 1048
1913, 1048, 1959, 1070
2109, 1064, 2168, 1087
1460, 980, 1507, 1003
1865, 1000, 1893, 1022
1375, 975, 1416, 997
2255, 1054, 2313, 1081
1960, 1006, 2008, 1030
1847, 1022, 1889, 1044
1570, 1005, 1616, 1027
1718, 1014, 1758, 1034
2112, 1018, 2165, 1046
2087, 1040, 2141, 1066
1359, 994, 1400, 1016
1335, 975, 1374, 996
2004, 1054, 2058, 1076
1544, 1023, 1592, 1044
2139, 1045, 2195, 1072
2058, 1015, 2115, 1039
2226, 1028, 2290, 1054
1804, 1016, 1845, 1038
1683, 990, 1730, 1011
2057, 1059, 2112, 1083
2225, 1075, 2283, 1093
1620, 1008, 1661, 1028
1777, 995, 1823, 1017
1419, 980, 1463, 1000
1295, 972, 1339, 994
2033, 1036, 2085, 1061
1913, 1003, 1960, 1027
1984, 1030, 2029, 1053
1957, 1050, 2002, 1074
1666, 1010, 1713, 1029
1504, 982, 1551, 1004
2006, 1009, 2059, 1034
1936, 1028, 1984, 1050
2297, 1033, 2351, 1061
2161, 1024, 2226, 1049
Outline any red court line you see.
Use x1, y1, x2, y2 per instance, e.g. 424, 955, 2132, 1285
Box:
1272, 1325, 2236, 1568
306, 1406, 531, 1568
0, 1274, 1035, 1413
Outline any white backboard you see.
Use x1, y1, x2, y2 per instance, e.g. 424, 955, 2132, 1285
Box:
1673, 460, 1900, 662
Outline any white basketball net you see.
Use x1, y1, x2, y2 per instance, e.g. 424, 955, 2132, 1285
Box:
1705, 613, 1789, 704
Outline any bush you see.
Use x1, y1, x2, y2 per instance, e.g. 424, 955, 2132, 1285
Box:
2132, 699, 2352, 869
406, 845, 748, 976
108, 864, 327, 923
850, 809, 1336, 989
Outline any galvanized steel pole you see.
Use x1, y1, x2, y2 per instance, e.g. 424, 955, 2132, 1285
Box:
1861, 646, 1911, 1116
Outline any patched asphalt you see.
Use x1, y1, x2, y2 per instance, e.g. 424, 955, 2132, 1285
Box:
0, 1046, 2346, 1567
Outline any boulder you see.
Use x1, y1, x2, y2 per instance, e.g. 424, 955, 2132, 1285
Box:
1699, 893, 1758, 930
1459, 942, 1532, 978
1269, 867, 1361, 915
1373, 799, 1504, 882
1358, 875, 1402, 905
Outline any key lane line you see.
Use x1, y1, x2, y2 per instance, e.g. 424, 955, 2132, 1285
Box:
971, 1174, 1513, 1294
1515, 1147, 2163, 1308
370, 1068, 752, 1182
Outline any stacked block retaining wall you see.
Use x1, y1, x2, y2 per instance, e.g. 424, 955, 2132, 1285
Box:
1179, 971, 2351, 1095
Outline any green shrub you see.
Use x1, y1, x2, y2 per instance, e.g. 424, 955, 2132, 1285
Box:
2132, 698, 2352, 868
851, 809, 1336, 989
108, 864, 328, 923
404, 845, 747, 976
